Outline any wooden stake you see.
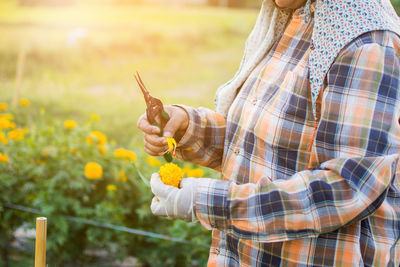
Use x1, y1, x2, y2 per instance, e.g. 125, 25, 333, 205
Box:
34, 217, 47, 267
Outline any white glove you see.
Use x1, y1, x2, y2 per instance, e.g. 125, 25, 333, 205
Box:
150, 173, 210, 222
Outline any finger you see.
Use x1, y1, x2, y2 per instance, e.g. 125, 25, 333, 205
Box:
150, 173, 177, 198
163, 118, 181, 138
144, 133, 168, 147
144, 147, 164, 157
150, 196, 167, 217
137, 114, 160, 135
179, 177, 197, 188
144, 142, 169, 156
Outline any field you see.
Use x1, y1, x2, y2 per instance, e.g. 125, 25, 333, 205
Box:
2, 0, 399, 265
0, 0, 257, 265
0, 0, 257, 144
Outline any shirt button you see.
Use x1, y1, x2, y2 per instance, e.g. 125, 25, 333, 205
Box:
234, 148, 240, 155
252, 98, 257, 105
215, 248, 220, 255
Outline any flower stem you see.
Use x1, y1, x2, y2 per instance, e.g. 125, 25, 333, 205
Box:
132, 162, 150, 187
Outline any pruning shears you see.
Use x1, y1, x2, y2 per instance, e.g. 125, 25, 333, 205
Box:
135, 71, 173, 162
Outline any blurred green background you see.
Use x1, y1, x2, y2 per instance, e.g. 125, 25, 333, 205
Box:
0, 0, 399, 266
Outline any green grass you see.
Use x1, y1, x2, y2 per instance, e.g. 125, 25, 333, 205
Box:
0, 0, 257, 144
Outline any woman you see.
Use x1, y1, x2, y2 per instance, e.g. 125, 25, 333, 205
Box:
137, 0, 400, 265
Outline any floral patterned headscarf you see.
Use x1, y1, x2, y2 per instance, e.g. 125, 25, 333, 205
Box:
215, 0, 400, 118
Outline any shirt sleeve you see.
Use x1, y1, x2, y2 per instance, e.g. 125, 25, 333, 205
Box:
194, 36, 400, 242
173, 105, 226, 171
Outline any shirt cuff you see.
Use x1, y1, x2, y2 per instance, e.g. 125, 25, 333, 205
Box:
194, 178, 231, 231
171, 104, 204, 150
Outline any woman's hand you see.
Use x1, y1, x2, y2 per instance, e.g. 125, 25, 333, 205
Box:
137, 105, 189, 156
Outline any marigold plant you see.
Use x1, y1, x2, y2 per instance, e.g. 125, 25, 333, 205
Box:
84, 162, 103, 179
106, 184, 117, 191
19, 98, 30, 107
64, 120, 77, 130
0, 113, 14, 121
117, 170, 128, 182
0, 103, 8, 112
0, 152, 8, 163
0, 118, 14, 130
86, 131, 107, 146
146, 156, 161, 167
114, 148, 137, 162
158, 163, 184, 188
7, 129, 24, 141
0, 132, 7, 145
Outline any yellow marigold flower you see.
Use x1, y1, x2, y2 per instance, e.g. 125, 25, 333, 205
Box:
106, 184, 117, 192
84, 162, 103, 180
0, 118, 13, 131
64, 120, 77, 130
166, 137, 177, 156
0, 152, 8, 163
158, 163, 184, 188
98, 145, 107, 155
0, 103, 8, 112
86, 131, 107, 146
117, 171, 128, 182
19, 98, 30, 107
40, 107, 45, 115
90, 113, 100, 121
70, 147, 77, 155
0, 132, 7, 145
8, 129, 24, 141
114, 148, 137, 162
186, 168, 204, 178
146, 156, 161, 167
0, 114, 14, 121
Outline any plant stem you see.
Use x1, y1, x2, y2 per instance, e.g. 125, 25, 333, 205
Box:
132, 162, 150, 187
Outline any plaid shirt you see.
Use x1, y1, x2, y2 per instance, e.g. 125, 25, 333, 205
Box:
175, 7, 400, 267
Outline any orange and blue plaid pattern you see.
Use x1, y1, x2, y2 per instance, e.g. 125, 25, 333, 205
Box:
176, 9, 400, 267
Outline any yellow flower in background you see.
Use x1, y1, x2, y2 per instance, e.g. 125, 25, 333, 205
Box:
86, 131, 107, 146
0, 118, 13, 130
0, 132, 7, 145
158, 163, 184, 188
8, 129, 24, 141
0, 114, 14, 121
106, 184, 117, 192
0, 103, 8, 112
186, 168, 204, 178
114, 148, 137, 162
70, 147, 77, 155
98, 145, 107, 155
84, 162, 103, 179
146, 156, 161, 167
0, 153, 8, 163
40, 107, 45, 115
90, 113, 100, 121
116, 171, 128, 182
64, 120, 77, 130
19, 98, 30, 107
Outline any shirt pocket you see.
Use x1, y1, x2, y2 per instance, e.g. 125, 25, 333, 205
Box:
258, 70, 296, 116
